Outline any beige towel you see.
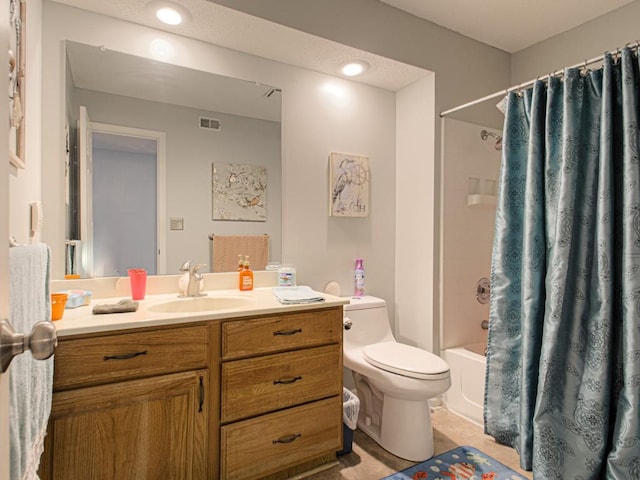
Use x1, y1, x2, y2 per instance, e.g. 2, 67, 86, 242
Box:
211, 235, 269, 272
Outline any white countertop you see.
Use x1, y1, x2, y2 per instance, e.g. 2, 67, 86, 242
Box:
53, 287, 349, 337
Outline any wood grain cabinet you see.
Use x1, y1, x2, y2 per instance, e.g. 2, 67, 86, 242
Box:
39, 324, 214, 480
40, 305, 343, 480
220, 307, 343, 480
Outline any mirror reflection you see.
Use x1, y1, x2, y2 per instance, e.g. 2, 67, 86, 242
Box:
64, 41, 282, 278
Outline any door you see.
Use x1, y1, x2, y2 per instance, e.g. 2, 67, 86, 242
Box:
78, 106, 94, 278
77, 118, 166, 276
1, 3, 12, 477
91, 129, 159, 276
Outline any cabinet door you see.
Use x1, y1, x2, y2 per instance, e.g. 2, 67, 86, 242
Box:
41, 370, 208, 480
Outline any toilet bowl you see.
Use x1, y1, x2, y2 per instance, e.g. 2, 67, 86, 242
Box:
342, 295, 451, 461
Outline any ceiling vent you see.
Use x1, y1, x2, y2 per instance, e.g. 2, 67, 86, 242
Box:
199, 116, 221, 131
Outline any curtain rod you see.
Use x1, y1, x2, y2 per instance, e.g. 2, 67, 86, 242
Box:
440, 41, 640, 118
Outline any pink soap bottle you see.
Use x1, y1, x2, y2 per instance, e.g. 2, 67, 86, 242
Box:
354, 258, 365, 297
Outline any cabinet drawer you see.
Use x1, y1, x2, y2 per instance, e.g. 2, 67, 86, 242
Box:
221, 344, 341, 422
221, 396, 341, 480
53, 326, 209, 390
221, 307, 341, 359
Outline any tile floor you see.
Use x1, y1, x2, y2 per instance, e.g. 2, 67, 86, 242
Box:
302, 409, 532, 479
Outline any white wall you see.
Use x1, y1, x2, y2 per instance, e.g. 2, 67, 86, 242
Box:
395, 75, 436, 350
41, 3, 422, 318
9, 0, 42, 244
34, 1, 639, 354
73, 88, 282, 274
511, 1, 640, 83
211, 0, 510, 350
440, 118, 500, 350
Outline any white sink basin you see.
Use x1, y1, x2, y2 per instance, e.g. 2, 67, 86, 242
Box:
148, 296, 251, 313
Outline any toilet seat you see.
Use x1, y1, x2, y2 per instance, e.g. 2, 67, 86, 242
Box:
363, 342, 450, 380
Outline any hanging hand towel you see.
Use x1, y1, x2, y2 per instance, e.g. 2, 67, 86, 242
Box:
9, 244, 53, 480
211, 234, 269, 272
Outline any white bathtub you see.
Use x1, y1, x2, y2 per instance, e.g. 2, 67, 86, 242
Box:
443, 342, 486, 427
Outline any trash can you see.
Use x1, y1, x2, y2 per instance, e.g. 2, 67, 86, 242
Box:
337, 388, 360, 456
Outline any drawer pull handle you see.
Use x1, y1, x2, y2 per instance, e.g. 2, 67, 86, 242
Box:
272, 433, 301, 444
273, 376, 302, 385
103, 350, 148, 361
198, 376, 204, 413
273, 328, 302, 336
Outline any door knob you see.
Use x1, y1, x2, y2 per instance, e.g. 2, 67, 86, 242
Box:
0, 319, 57, 372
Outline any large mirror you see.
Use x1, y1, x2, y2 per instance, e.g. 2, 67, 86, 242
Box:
64, 41, 282, 278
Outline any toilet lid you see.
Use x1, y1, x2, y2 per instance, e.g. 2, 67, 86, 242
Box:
363, 342, 450, 380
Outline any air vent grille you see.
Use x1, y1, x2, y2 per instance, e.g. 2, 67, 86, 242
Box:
199, 116, 222, 131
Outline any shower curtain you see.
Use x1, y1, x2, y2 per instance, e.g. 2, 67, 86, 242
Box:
485, 48, 640, 479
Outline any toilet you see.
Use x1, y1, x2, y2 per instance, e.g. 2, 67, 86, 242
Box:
342, 295, 451, 461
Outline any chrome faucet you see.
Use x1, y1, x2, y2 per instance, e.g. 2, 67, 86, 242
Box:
179, 260, 207, 297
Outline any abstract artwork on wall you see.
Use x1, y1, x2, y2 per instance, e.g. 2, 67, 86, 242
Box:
329, 152, 370, 217
212, 163, 267, 221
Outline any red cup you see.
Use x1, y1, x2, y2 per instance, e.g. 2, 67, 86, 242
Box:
128, 268, 147, 300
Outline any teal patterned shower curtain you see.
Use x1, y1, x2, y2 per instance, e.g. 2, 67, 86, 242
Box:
485, 48, 640, 479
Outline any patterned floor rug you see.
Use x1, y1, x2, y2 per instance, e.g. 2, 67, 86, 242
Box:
381, 445, 527, 480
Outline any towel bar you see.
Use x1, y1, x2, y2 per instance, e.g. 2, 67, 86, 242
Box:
0, 319, 57, 372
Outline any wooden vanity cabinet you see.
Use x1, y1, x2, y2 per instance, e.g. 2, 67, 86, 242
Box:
40, 305, 343, 480
220, 307, 343, 480
39, 324, 217, 480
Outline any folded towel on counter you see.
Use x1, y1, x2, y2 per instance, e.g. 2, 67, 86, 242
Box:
273, 286, 325, 305
92, 299, 139, 315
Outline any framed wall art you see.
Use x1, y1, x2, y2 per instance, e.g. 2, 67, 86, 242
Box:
329, 152, 370, 217
212, 163, 267, 221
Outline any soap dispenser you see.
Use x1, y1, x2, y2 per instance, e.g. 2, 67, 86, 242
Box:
239, 255, 254, 291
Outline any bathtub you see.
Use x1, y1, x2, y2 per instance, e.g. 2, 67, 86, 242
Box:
443, 342, 486, 427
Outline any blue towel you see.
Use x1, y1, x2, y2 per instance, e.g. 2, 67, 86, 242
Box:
9, 244, 52, 480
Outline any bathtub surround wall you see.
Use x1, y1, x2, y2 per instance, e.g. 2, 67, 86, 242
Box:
439, 118, 500, 351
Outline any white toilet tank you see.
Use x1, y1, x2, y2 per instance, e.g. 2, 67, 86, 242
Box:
343, 295, 395, 346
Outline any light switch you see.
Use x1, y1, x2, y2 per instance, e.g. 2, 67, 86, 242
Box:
170, 217, 184, 230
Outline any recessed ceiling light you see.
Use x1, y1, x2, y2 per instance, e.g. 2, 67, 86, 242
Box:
156, 7, 182, 25
147, 1, 191, 26
341, 61, 369, 77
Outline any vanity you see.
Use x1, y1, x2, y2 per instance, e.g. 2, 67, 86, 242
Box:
38, 280, 347, 480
